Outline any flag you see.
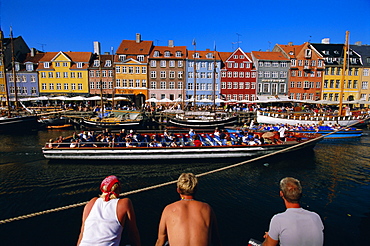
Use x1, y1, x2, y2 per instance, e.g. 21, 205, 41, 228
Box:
10, 26, 13, 38
192, 39, 196, 46
214, 41, 217, 51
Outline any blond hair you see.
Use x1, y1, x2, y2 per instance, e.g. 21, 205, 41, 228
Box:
177, 173, 198, 195
100, 183, 120, 200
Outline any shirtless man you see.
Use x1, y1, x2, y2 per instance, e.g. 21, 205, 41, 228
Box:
155, 173, 222, 246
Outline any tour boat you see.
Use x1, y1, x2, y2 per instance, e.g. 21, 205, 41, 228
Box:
42, 131, 322, 160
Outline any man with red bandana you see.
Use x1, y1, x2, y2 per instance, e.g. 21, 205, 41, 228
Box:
77, 175, 141, 246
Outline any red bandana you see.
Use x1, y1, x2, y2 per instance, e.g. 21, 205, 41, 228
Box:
100, 175, 120, 201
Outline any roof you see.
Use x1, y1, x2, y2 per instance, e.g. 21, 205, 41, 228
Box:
218, 51, 233, 62
149, 45, 187, 59
275, 43, 306, 58
187, 50, 222, 60
116, 40, 153, 55
350, 45, 370, 66
251, 51, 290, 61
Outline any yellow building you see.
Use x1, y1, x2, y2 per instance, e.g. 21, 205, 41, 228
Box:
311, 43, 362, 102
322, 65, 361, 102
115, 34, 153, 106
38, 51, 92, 96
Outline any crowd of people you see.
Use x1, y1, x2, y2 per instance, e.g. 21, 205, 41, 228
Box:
77, 174, 324, 246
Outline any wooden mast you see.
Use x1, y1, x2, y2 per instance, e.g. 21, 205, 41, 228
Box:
338, 31, 349, 116
10, 27, 19, 110
111, 47, 115, 109
212, 43, 217, 112
192, 39, 197, 109
0, 28, 11, 117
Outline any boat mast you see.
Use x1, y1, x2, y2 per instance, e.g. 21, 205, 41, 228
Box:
212, 43, 217, 112
338, 31, 349, 116
111, 47, 115, 109
0, 29, 11, 116
10, 27, 19, 110
193, 39, 197, 110
99, 53, 104, 114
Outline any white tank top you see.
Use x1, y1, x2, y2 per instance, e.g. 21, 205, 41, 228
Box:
80, 198, 123, 246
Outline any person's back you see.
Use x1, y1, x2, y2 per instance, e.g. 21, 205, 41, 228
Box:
269, 208, 323, 246
162, 200, 212, 246
156, 173, 221, 246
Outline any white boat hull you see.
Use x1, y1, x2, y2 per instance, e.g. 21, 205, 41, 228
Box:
257, 111, 368, 126
43, 139, 320, 160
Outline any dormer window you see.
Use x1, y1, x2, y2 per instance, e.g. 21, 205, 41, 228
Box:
26, 63, 33, 71
44, 62, 50, 68
77, 62, 83, 68
289, 51, 294, 55
137, 55, 144, 62
334, 50, 339, 55
164, 51, 171, 57
176, 51, 182, 57
323, 50, 329, 55
206, 53, 213, 59
118, 55, 126, 61
15, 63, 20, 71
194, 53, 200, 58
105, 60, 112, 67
154, 51, 160, 57
94, 60, 100, 67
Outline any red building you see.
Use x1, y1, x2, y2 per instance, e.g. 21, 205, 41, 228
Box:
220, 48, 257, 102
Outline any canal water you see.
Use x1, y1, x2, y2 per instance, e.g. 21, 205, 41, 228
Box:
0, 128, 369, 245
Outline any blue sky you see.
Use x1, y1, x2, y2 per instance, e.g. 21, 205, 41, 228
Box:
2, 0, 370, 54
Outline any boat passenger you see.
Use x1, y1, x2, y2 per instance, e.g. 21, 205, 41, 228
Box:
77, 175, 141, 246
193, 135, 202, 147
189, 129, 196, 138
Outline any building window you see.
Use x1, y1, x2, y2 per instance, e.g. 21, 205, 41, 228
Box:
78, 83, 83, 90
94, 60, 100, 67
64, 83, 69, 90
150, 71, 157, 79
151, 60, 157, 67
160, 71, 166, 78
178, 60, 183, 67
160, 60, 166, 67
77, 62, 83, 68
44, 62, 50, 68
160, 81, 166, 89
154, 51, 160, 57
169, 81, 175, 89
136, 67, 140, 74
122, 66, 127, 73
176, 51, 182, 57
137, 55, 144, 62
142, 80, 147, 87
49, 83, 54, 90
128, 67, 134, 74
178, 71, 183, 79
164, 51, 171, 57
169, 60, 175, 67
169, 71, 175, 78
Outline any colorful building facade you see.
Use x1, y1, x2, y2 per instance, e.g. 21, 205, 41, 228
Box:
115, 34, 152, 107
274, 42, 324, 100
220, 48, 257, 101
148, 41, 187, 102
37, 51, 92, 96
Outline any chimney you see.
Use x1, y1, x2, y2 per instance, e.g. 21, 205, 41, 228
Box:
30, 48, 36, 57
321, 38, 330, 44
288, 42, 293, 46
168, 40, 174, 47
93, 41, 101, 55
136, 33, 141, 43
355, 41, 362, 46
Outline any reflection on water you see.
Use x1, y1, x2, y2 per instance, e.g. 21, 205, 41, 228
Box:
0, 129, 369, 245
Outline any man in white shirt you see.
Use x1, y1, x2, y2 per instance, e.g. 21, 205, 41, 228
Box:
262, 177, 324, 246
